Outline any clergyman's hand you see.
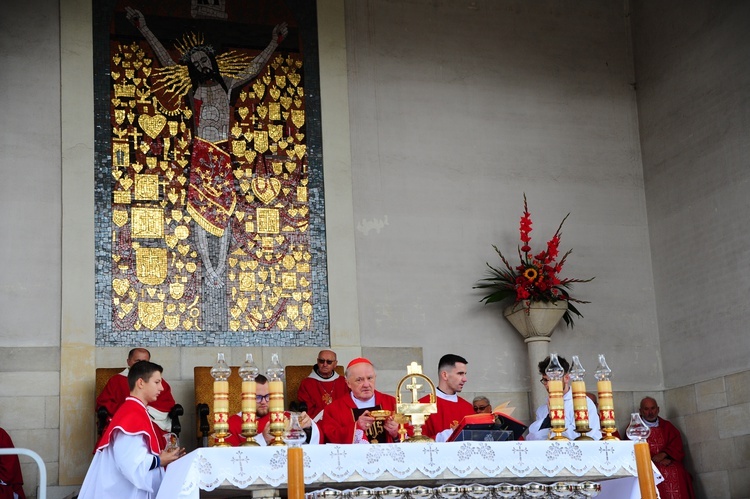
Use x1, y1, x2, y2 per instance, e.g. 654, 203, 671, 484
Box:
159, 446, 186, 467
125, 7, 146, 30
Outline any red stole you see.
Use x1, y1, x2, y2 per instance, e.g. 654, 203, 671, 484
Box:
96, 397, 161, 456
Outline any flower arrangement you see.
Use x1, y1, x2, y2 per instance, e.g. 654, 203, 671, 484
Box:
475, 194, 594, 327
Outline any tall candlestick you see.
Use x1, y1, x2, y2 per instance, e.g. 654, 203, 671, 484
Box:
266, 353, 286, 446
569, 355, 592, 440
210, 352, 231, 447
545, 353, 567, 440
595, 354, 618, 440
239, 353, 260, 446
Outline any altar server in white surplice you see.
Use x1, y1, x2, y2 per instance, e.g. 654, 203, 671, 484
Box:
78, 361, 186, 499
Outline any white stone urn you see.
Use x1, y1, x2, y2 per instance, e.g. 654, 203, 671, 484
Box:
503, 300, 568, 340
503, 300, 568, 414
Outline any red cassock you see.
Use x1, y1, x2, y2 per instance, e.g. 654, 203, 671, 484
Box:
0, 428, 26, 499
647, 418, 695, 499
297, 374, 350, 419
321, 391, 399, 444
96, 371, 176, 440
418, 393, 474, 441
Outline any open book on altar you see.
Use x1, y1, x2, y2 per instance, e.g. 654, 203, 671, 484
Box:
446, 402, 528, 442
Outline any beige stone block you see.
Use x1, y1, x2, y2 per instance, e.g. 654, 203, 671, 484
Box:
0, 397, 46, 429
329, 347, 362, 363
696, 438, 736, 472
274, 347, 320, 367
12, 428, 59, 463
664, 385, 696, 417
180, 347, 247, 378
695, 471, 730, 498
46, 395, 60, 429
0, 347, 60, 372
734, 434, 750, 462
362, 347, 423, 371
695, 377, 727, 413
726, 370, 750, 406
149, 347, 181, 378
95, 346, 130, 367
0, 372, 59, 397
683, 409, 718, 445
730, 467, 750, 499
717, 403, 750, 440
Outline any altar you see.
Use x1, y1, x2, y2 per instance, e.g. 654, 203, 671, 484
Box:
156, 440, 659, 498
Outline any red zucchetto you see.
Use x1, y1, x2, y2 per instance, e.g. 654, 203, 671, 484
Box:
346, 357, 373, 369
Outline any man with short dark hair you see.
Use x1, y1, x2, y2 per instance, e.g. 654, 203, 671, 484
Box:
96, 348, 177, 442
420, 354, 474, 442
526, 355, 601, 440
636, 397, 694, 499
79, 361, 186, 498
297, 350, 350, 421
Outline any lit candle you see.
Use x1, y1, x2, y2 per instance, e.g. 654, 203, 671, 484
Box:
287, 447, 304, 499
547, 379, 565, 425
634, 441, 658, 499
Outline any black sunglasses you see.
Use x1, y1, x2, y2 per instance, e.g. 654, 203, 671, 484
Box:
317, 358, 335, 365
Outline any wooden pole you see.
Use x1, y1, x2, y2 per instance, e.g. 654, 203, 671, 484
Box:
634, 441, 657, 499
287, 446, 305, 499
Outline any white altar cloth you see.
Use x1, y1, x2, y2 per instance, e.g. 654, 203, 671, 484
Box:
156, 441, 653, 498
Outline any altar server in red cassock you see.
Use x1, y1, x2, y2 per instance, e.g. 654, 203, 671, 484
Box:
321, 358, 402, 444
226, 374, 321, 446
79, 361, 185, 499
637, 397, 695, 499
96, 348, 177, 442
0, 427, 26, 499
419, 354, 474, 442
297, 350, 350, 421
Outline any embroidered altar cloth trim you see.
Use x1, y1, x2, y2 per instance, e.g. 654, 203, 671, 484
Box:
156, 441, 640, 498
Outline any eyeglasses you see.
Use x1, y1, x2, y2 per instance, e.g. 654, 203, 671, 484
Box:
539, 378, 549, 386
473, 405, 490, 412
255, 394, 270, 402
317, 358, 335, 365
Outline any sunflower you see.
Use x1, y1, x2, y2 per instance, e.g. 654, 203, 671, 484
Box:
523, 267, 538, 281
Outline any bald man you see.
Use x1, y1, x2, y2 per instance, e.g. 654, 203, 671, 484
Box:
297, 349, 349, 421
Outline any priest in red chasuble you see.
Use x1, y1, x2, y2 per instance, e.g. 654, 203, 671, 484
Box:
419, 354, 474, 442
96, 348, 178, 445
636, 397, 695, 499
297, 350, 350, 421
321, 358, 402, 444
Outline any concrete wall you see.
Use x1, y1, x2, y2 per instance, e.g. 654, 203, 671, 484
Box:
345, 0, 660, 393
632, 0, 750, 386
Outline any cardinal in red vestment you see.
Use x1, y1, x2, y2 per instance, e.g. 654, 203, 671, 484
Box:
321, 358, 405, 444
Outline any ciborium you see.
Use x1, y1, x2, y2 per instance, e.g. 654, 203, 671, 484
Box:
396, 362, 438, 442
